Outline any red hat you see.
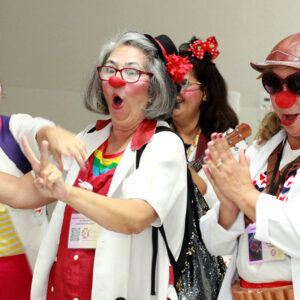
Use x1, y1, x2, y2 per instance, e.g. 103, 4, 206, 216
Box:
250, 32, 300, 72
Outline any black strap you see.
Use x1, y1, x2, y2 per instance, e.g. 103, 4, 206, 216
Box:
136, 126, 171, 168
135, 144, 147, 169
176, 169, 193, 271
87, 126, 96, 134
135, 126, 173, 295
150, 169, 194, 291
158, 226, 177, 269
151, 225, 179, 295
150, 227, 158, 295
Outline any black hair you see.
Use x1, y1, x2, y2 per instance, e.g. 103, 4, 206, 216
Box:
178, 36, 239, 136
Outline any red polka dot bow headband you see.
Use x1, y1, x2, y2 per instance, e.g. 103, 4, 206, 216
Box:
187, 36, 220, 61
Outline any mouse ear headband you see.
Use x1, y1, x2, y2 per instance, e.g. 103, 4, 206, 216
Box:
187, 36, 220, 61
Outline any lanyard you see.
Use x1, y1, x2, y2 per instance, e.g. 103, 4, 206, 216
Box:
186, 129, 201, 159
269, 138, 299, 196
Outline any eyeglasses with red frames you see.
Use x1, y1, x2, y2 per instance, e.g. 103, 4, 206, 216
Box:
97, 66, 153, 83
262, 72, 300, 95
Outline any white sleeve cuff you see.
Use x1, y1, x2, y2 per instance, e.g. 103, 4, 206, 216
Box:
10, 113, 55, 158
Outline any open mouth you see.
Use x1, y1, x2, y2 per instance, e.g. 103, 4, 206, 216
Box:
112, 94, 124, 109
281, 113, 298, 126
175, 100, 183, 109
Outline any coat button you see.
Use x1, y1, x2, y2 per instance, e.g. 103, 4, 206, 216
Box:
74, 254, 79, 261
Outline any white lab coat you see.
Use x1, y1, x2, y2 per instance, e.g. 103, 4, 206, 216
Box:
18, 120, 188, 300
200, 130, 300, 299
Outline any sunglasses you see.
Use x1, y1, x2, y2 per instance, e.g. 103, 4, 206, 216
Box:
262, 72, 300, 95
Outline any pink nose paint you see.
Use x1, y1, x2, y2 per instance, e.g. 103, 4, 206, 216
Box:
275, 91, 296, 108
108, 76, 126, 88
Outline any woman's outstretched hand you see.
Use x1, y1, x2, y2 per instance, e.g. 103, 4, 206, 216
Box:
22, 136, 69, 200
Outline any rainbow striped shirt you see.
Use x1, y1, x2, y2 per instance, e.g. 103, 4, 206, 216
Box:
92, 140, 123, 176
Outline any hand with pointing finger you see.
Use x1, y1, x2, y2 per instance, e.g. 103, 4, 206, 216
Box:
22, 136, 69, 200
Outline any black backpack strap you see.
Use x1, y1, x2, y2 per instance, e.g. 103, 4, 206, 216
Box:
151, 225, 179, 295
87, 126, 96, 133
136, 126, 172, 168
135, 143, 147, 168
151, 227, 158, 295
158, 226, 178, 271
135, 125, 173, 295
152, 170, 194, 290
175, 169, 193, 272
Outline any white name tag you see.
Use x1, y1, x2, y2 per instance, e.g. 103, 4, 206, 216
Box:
247, 224, 285, 264
68, 213, 100, 249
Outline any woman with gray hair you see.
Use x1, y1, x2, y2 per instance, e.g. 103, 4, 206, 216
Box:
85, 31, 178, 120
10, 30, 191, 300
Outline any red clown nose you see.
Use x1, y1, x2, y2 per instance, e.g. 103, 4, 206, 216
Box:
108, 76, 126, 88
275, 91, 296, 108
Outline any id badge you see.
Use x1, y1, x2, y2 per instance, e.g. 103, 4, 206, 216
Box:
247, 224, 285, 264
68, 213, 100, 249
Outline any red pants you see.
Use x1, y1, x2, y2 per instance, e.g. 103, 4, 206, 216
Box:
0, 254, 32, 300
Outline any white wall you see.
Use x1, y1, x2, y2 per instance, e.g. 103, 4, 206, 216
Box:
1, 0, 300, 140
1, 86, 98, 132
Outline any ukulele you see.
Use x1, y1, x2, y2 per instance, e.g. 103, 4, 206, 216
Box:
190, 123, 252, 172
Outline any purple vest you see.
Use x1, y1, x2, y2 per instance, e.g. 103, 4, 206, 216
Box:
0, 115, 31, 174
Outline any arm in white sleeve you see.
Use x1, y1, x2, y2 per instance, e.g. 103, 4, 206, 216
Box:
9, 113, 55, 157
200, 202, 245, 256
255, 190, 300, 260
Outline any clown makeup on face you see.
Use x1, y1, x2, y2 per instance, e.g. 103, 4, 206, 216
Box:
172, 71, 206, 126
268, 66, 300, 148
101, 45, 152, 132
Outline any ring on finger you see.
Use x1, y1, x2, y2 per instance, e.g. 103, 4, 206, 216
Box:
216, 160, 223, 168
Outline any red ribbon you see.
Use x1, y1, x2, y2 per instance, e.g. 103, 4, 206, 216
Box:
241, 278, 293, 289
155, 38, 193, 83
169, 266, 174, 286
187, 36, 220, 61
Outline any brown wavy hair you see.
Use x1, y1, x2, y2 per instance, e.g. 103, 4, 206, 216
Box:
176, 36, 239, 137
255, 112, 282, 145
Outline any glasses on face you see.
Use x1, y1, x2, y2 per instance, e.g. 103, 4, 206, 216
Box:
179, 79, 204, 92
97, 66, 153, 83
262, 72, 300, 95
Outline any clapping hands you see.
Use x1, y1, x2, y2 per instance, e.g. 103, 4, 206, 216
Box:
203, 133, 259, 223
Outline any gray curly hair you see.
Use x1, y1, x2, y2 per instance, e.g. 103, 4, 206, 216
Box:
84, 31, 177, 120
